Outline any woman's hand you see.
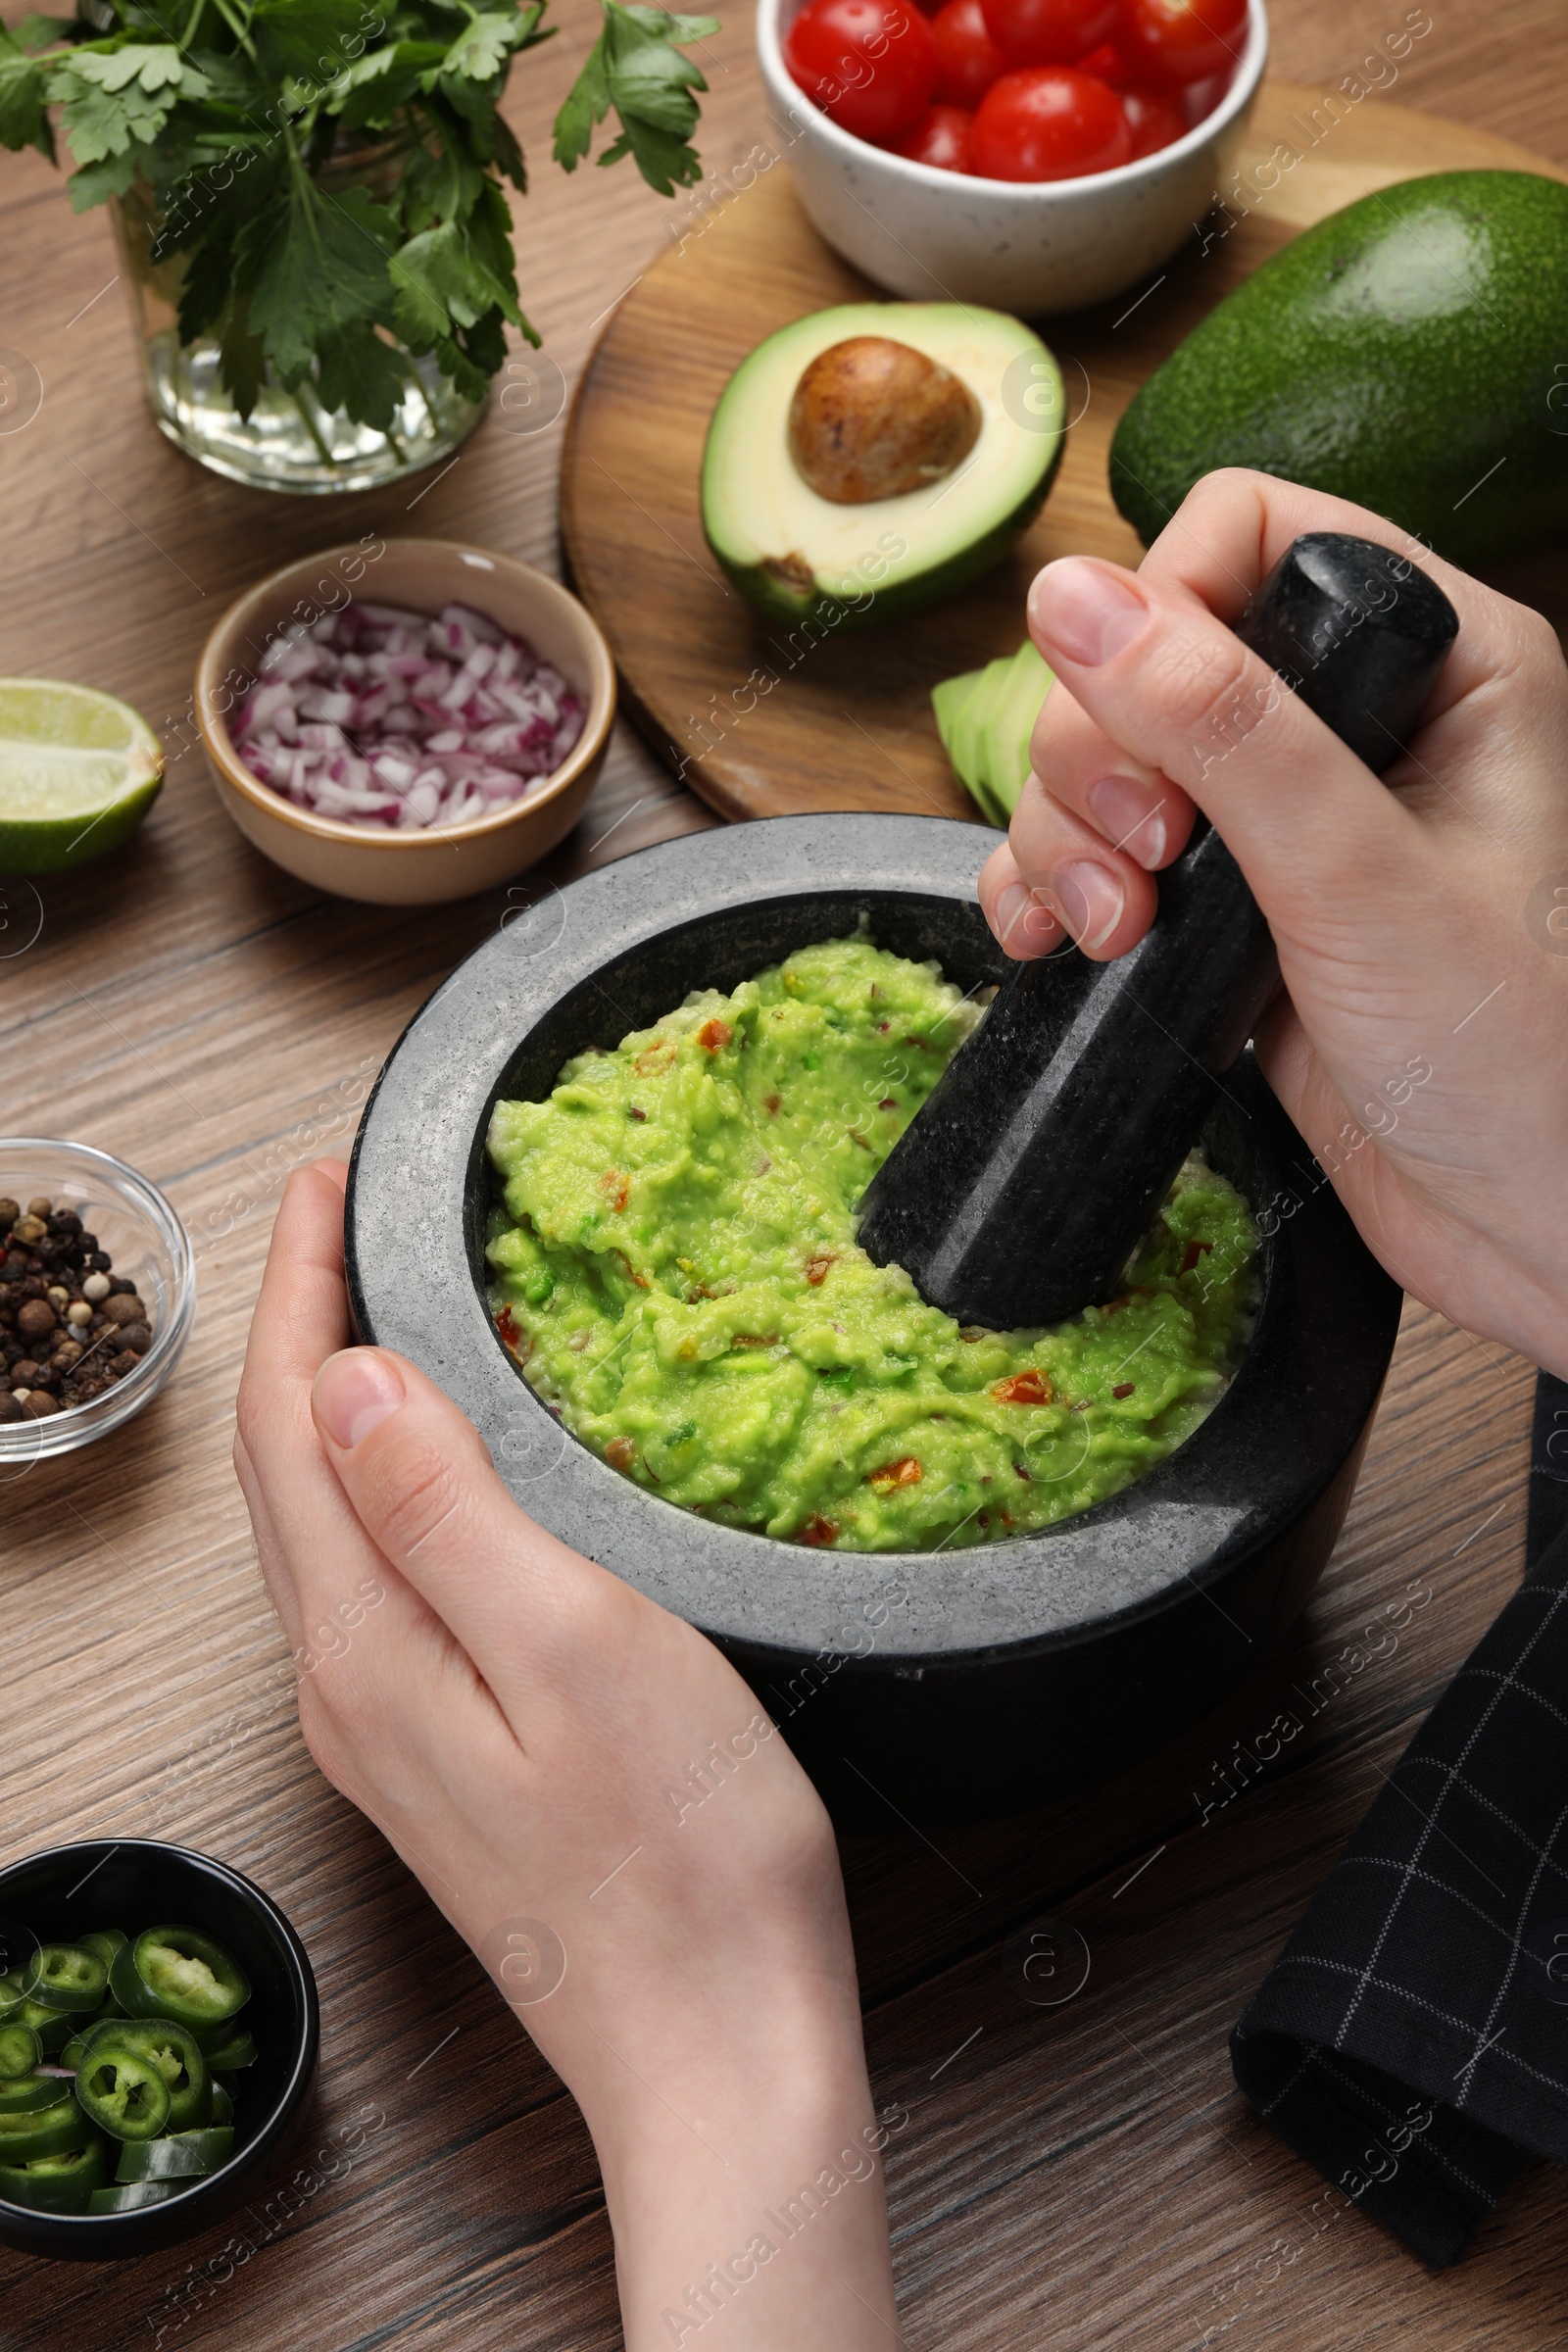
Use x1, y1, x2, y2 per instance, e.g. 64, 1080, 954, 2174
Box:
233, 1159, 900, 2351
978, 468, 1568, 1378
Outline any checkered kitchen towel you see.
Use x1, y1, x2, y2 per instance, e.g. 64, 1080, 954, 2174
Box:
1231, 1372, 1568, 2267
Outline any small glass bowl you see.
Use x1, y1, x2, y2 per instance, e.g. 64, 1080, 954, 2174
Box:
0, 1139, 194, 1466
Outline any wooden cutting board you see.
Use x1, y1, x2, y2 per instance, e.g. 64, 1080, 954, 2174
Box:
561, 81, 1564, 824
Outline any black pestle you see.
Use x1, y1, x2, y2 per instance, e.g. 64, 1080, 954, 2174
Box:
856, 532, 1460, 1330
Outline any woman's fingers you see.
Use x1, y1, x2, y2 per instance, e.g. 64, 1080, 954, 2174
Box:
231, 1429, 299, 1641
243, 1158, 353, 1391
982, 675, 1200, 963
977, 840, 1064, 959
993, 775, 1161, 959
1022, 550, 1421, 938
985, 466, 1568, 967
1135, 467, 1568, 823
1137, 468, 1510, 708
1023, 674, 1199, 873
235, 1166, 509, 1819
236, 1159, 407, 1650
311, 1345, 624, 1717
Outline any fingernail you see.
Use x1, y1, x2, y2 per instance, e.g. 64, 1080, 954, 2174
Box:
1030, 559, 1149, 667
994, 881, 1030, 945
1052, 860, 1125, 951
995, 882, 1061, 955
1089, 774, 1166, 868
315, 1349, 406, 1450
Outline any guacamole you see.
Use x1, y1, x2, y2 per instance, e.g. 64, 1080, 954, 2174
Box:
485, 938, 1258, 1552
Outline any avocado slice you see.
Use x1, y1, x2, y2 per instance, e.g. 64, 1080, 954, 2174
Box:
932, 663, 1002, 824
931, 664, 987, 757
932, 642, 1054, 824
945, 658, 1014, 825
1110, 170, 1568, 567
979, 641, 1054, 818
703, 303, 1065, 633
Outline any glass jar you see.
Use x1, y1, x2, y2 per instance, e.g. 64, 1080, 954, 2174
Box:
110, 133, 486, 496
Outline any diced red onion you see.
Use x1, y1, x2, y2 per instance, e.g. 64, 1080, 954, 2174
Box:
233, 600, 587, 833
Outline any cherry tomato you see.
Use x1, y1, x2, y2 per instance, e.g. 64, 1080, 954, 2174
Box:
970, 65, 1131, 179
977, 0, 1117, 68
1120, 81, 1187, 156
930, 0, 1008, 107
785, 0, 938, 142
1118, 0, 1248, 89
1074, 38, 1125, 80
889, 100, 974, 167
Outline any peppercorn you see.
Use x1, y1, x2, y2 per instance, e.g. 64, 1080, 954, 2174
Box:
1, 1193, 157, 1421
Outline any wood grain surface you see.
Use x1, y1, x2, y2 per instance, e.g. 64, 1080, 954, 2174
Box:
3, 0, 1568, 2346
561, 83, 1567, 821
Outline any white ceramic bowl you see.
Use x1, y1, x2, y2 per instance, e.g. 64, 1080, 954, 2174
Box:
197, 539, 616, 907
757, 0, 1267, 314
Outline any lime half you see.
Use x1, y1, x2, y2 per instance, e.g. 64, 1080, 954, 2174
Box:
0, 679, 164, 874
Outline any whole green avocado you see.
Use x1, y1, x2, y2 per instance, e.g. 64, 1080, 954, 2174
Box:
1110, 171, 1568, 566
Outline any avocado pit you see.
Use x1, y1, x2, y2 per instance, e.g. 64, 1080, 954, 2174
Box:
788, 336, 982, 506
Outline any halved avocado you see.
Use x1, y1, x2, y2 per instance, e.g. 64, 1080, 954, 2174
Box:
701, 303, 1065, 633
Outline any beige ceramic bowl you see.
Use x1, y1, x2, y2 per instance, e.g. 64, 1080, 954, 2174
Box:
197, 538, 616, 906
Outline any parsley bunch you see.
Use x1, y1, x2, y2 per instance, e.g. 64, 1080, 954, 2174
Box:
0, 0, 716, 430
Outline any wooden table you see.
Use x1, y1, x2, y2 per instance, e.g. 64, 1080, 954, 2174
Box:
5, 3, 1568, 2344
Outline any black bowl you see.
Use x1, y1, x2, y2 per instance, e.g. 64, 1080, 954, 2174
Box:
346, 814, 1401, 1822
0, 1840, 318, 2259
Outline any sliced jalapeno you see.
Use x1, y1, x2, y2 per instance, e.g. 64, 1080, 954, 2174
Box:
0, 1972, 25, 2024
210, 2081, 234, 2126
76, 1989, 123, 2037
201, 2031, 256, 2074
78, 1931, 127, 1972
0, 2023, 40, 2080
9, 2000, 73, 2053
62, 2012, 130, 2070
0, 2072, 69, 2116
88, 2180, 175, 2212
22, 1943, 110, 2015
115, 2125, 234, 2183
74, 2048, 172, 2142
60, 2011, 128, 2073
86, 2020, 210, 2132
0, 2095, 90, 2162
111, 1926, 250, 2029
0, 2134, 109, 2214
